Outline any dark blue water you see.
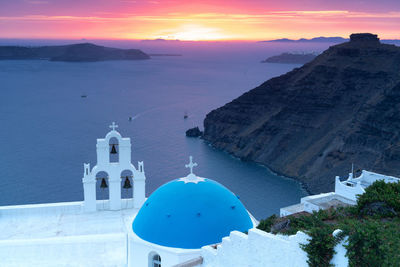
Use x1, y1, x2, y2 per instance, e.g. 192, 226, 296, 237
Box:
0, 42, 335, 219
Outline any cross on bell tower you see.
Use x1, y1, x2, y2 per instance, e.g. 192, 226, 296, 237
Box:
109, 122, 118, 131
185, 156, 198, 175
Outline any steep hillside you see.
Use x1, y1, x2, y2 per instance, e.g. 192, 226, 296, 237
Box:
203, 33, 400, 193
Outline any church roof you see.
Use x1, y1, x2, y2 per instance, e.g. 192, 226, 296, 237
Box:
132, 175, 253, 249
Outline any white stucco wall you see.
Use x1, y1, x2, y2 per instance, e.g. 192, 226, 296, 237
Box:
201, 229, 310, 267
334, 176, 365, 202
129, 231, 202, 267
201, 228, 349, 267
334, 171, 399, 202
330, 230, 349, 267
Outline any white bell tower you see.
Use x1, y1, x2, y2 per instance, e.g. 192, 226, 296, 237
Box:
82, 122, 146, 212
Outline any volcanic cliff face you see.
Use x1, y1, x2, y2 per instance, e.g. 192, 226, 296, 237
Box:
203, 33, 400, 194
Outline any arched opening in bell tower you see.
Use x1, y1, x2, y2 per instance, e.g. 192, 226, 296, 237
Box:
121, 169, 133, 200
95, 171, 110, 209
109, 137, 119, 163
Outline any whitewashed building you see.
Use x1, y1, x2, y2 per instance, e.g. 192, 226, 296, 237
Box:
0, 124, 394, 266
280, 170, 400, 217
0, 124, 256, 267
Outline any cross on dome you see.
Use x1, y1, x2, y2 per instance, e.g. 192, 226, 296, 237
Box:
185, 156, 198, 175
109, 122, 118, 131
178, 156, 204, 184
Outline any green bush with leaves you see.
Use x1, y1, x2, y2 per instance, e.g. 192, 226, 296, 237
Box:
257, 214, 276, 232
301, 224, 336, 267
356, 180, 400, 216
343, 218, 400, 267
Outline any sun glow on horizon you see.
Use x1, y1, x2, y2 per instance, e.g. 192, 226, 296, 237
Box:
153, 24, 237, 41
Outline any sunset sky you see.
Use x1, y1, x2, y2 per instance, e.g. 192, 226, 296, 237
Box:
1, 0, 399, 41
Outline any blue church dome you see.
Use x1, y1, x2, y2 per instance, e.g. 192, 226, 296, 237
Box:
132, 170, 254, 249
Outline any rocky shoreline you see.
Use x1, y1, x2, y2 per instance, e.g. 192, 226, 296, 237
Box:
188, 132, 313, 195
204, 138, 312, 195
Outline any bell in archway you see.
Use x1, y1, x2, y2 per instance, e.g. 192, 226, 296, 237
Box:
110, 144, 117, 154
123, 176, 132, 189
100, 178, 108, 189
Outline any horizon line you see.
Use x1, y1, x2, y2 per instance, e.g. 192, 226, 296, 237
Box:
1, 36, 400, 43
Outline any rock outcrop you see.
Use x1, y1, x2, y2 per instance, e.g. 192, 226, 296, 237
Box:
203, 33, 400, 194
186, 127, 203, 138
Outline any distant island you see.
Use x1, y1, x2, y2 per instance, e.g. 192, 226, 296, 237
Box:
261, 52, 317, 64
262, 36, 400, 45
0, 43, 150, 62
148, 54, 182, 57
203, 33, 400, 194
261, 37, 348, 43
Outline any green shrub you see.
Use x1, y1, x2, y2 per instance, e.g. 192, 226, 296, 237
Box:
356, 180, 400, 216
301, 224, 342, 267
257, 214, 277, 232
297, 210, 342, 267
344, 218, 400, 267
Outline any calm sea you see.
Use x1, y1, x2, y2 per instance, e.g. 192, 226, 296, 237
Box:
0, 41, 334, 219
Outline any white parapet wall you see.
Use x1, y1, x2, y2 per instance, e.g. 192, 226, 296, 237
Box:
201, 228, 310, 267
334, 176, 365, 202
334, 170, 399, 202
201, 228, 349, 267
0, 199, 135, 217
0, 201, 83, 217
357, 170, 400, 185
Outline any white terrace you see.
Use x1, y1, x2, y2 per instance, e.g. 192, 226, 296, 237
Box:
0, 200, 138, 266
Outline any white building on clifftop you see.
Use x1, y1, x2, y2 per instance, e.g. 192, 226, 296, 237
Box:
280, 170, 400, 217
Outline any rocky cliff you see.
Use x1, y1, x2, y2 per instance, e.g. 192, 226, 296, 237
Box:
203, 33, 400, 193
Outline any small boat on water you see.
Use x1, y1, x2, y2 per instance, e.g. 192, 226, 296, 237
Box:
184, 111, 188, 119
81, 94, 87, 98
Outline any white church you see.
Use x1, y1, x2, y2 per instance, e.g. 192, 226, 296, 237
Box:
0, 124, 398, 267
